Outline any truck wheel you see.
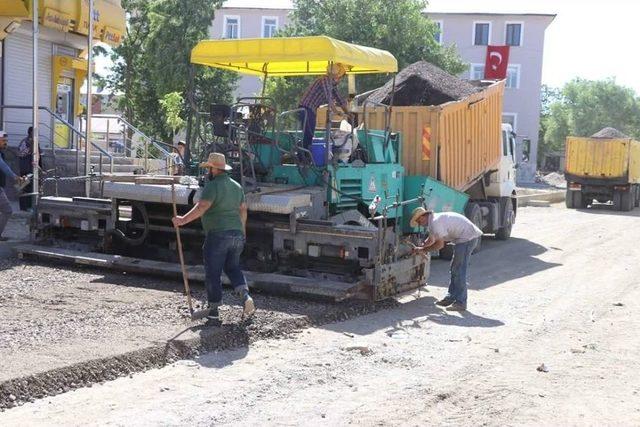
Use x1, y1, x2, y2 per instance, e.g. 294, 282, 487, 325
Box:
467, 204, 483, 253
572, 191, 586, 209
495, 201, 514, 240
565, 190, 574, 209
614, 190, 633, 211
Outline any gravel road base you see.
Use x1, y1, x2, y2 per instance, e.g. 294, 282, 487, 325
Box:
0, 255, 396, 410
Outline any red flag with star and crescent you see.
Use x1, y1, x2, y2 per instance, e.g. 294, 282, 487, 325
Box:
484, 45, 510, 79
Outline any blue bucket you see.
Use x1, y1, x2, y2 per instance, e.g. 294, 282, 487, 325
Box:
311, 138, 327, 166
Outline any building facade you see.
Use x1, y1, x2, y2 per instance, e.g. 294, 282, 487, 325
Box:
426, 11, 555, 182
212, 1, 555, 182
0, 0, 125, 149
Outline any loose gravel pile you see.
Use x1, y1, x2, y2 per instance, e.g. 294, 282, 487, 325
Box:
591, 127, 629, 139
0, 257, 396, 410
364, 61, 480, 106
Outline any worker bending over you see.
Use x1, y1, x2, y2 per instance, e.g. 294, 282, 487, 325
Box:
298, 62, 351, 151
172, 152, 255, 321
409, 207, 482, 311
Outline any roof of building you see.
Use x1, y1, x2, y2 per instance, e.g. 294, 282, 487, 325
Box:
222, 0, 293, 9
221, 0, 556, 17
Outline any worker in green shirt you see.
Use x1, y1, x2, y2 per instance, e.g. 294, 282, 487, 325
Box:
172, 152, 255, 321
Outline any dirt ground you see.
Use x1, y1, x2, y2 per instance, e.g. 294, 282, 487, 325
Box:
1, 203, 640, 425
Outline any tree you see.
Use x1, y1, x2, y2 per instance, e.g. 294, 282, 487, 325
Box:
104, 0, 237, 142
159, 91, 185, 139
540, 78, 640, 162
265, 0, 467, 110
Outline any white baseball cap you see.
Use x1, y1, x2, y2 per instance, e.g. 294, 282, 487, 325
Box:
0, 131, 7, 138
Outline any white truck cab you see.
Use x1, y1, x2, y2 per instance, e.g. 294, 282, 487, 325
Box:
486, 124, 518, 198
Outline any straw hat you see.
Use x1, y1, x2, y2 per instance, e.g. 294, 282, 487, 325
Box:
327, 62, 347, 77
409, 206, 432, 228
200, 152, 232, 171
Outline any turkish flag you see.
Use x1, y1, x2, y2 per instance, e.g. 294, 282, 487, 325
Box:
484, 45, 510, 79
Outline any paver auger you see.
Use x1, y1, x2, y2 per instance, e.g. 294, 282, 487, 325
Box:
26, 36, 467, 301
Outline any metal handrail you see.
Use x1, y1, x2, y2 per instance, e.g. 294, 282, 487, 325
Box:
114, 114, 171, 157
0, 104, 114, 174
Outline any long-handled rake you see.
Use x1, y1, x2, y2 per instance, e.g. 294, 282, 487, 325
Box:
171, 182, 210, 321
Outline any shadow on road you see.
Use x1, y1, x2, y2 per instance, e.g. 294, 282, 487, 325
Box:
429, 237, 562, 291
574, 203, 640, 217
322, 294, 504, 336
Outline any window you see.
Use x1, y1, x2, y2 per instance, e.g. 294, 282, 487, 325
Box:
506, 64, 521, 89
433, 20, 443, 44
473, 22, 491, 45
262, 16, 278, 38
470, 64, 485, 80
505, 22, 523, 46
223, 15, 240, 39
502, 113, 517, 131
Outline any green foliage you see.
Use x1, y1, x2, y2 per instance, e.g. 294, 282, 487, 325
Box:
265, 0, 467, 111
540, 78, 640, 161
159, 91, 185, 137
104, 0, 237, 141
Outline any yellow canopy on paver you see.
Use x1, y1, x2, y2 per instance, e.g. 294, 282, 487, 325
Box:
190, 36, 398, 77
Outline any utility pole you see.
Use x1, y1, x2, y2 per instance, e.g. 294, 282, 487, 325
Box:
32, 0, 40, 213
85, 0, 94, 197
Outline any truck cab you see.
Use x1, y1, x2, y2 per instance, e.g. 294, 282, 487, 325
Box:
486, 124, 518, 198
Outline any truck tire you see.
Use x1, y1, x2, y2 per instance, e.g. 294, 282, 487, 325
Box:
572, 191, 588, 209
613, 190, 633, 212
495, 200, 514, 240
565, 190, 574, 209
467, 204, 483, 253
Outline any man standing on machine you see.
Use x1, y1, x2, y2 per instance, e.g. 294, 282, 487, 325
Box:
298, 63, 351, 152
172, 152, 255, 322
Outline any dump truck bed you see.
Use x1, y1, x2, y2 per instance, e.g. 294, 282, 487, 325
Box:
319, 81, 504, 191
565, 137, 640, 184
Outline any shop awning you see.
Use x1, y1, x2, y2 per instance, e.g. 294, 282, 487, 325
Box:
190, 36, 398, 77
0, 1, 29, 17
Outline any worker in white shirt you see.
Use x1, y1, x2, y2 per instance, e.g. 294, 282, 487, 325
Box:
409, 207, 482, 311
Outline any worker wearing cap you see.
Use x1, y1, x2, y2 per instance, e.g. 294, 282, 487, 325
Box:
298, 62, 351, 152
0, 131, 26, 241
409, 207, 482, 311
172, 152, 255, 321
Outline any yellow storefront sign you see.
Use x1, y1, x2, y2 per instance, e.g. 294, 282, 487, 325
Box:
102, 25, 122, 45
42, 7, 71, 32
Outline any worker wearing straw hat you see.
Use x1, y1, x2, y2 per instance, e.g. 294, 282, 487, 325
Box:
409, 207, 481, 312
172, 152, 255, 321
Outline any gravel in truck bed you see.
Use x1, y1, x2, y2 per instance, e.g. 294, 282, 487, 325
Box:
363, 61, 480, 106
590, 127, 629, 139
0, 256, 396, 409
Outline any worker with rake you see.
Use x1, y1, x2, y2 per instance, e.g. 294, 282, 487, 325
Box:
409, 207, 482, 312
172, 152, 255, 322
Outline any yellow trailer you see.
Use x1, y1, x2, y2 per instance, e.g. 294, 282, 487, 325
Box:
564, 136, 640, 211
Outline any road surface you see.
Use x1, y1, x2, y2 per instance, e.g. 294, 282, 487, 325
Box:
2, 204, 639, 426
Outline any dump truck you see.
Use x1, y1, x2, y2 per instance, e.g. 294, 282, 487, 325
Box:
319, 67, 518, 254
565, 130, 640, 211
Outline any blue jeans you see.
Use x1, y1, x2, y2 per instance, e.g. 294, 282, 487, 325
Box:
298, 105, 316, 150
447, 238, 478, 305
202, 229, 248, 305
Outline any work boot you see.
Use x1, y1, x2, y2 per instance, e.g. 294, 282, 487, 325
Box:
242, 293, 256, 318
435, 296, 455, 307
205, 305, 221, 326
445, 302, 467, 312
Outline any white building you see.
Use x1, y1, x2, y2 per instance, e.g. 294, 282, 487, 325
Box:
211, 0, 555, 182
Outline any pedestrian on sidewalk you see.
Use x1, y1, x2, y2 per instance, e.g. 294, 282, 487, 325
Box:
0, 131, 26, 241
172, 152, 255, 322
17, 126, 41, 211
409, 207, 482, 312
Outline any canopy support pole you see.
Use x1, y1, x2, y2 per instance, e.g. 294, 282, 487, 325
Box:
32, 0, 40, 217
85, 0, 94, 197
